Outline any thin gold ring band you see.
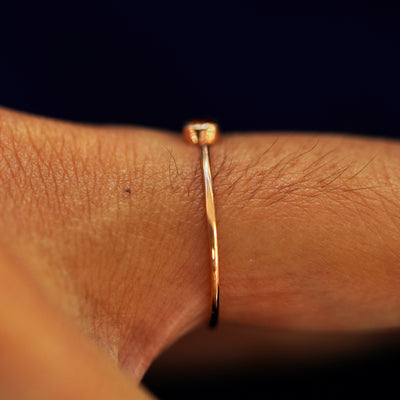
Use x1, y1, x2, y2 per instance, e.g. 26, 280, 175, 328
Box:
183, 121, 220, 328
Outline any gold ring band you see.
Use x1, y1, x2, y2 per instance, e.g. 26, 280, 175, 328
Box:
183, 121, 220, 328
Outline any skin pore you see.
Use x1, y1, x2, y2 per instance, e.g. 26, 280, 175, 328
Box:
1, 107, 400, 398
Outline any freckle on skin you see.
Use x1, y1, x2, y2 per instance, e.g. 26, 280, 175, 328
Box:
125, 188, 131, 195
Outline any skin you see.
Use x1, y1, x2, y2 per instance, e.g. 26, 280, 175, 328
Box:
1, 106, 400, 398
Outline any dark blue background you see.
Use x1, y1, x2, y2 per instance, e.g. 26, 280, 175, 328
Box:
1, 1, 399, 137
1, 1, 400, 398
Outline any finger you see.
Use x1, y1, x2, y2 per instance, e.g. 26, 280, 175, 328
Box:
2, 107, 400, 378
0, 247, 155, 400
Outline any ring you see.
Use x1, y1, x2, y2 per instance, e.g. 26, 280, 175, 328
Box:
183, 121, 220, 328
